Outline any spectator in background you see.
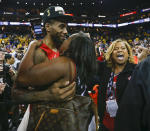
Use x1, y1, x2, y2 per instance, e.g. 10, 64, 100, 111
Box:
5, 54, 15, 64
0, 51, 10, 131
97, 39, 136, 131
132, 45, 150, 64
4, 54, 16, 85
96, 38, 150, 131
15, 51, 24, 70
136, 46, 150, 63
12, 49, 24, 71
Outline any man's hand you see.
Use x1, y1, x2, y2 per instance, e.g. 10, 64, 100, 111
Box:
0, 83, 6, 94
12, 81, 76, 103
0, 65, 3, 72
0, 51, 5, 61
29, 40, 42, 48
137, 46, 149, 62
9, 67, 16, 76
48, 81, 76, 102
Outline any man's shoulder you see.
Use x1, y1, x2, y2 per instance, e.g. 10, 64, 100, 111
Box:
138, 56, 150, 69
34, 47, 47, 64
144, 55, 150, 64
29, 39, 43, 46
31, 39, 46, 56
29, 40, 39, 45
35, 47, 44, 54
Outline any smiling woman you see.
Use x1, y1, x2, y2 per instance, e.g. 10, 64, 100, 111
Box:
96, 38, 136, 131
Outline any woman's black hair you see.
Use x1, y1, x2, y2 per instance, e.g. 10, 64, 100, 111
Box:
64, 32, 97, 86
5, 54, 12, 61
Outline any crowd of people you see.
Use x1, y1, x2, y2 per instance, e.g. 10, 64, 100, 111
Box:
0, 5, 150, 131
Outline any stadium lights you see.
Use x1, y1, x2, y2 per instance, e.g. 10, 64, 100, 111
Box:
118, 22, 128, 27
98, 15, 106, 18
120, 11, 137, 17
81, 14, 87, 17
25, 12, 30, 15
65, 14, 74, 16
94, 24, 103, 27
68, 23, 79, 26
40, 13, 44, 16
141, 8, 150, 12
3, 12, 13, 15
0, 18, 150, 27
39, 12, 73, 16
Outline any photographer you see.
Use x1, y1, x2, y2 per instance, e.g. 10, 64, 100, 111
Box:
13, 49, 24, 71
4, 54, 16, 85
0, 52, 17, 131
0, 51, 9, 131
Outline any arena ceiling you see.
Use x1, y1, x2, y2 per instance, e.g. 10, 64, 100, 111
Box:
1, 0, 150, 17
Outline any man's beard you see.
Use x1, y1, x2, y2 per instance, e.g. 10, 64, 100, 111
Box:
51, 33, 65, 49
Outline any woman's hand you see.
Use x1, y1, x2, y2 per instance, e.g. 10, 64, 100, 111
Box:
0, 83, 6, 94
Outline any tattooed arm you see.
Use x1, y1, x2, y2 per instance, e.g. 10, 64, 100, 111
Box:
12, 81, 76, 103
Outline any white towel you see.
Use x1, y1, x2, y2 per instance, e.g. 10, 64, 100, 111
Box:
17, 104, 30, 131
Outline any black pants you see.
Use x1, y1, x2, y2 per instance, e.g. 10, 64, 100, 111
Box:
99, 123, 109, 131
0, 105, 9, 131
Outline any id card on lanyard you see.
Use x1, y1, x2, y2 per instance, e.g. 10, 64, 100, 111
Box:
106, 99, 118, 117
106, 72, 118, 117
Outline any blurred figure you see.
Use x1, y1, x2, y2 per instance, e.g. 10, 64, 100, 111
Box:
136, 46, 149, 63
0, 51, 9, 131
115, 56, 150, 131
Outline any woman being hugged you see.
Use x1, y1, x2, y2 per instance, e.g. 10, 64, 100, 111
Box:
13, 32, 99, 131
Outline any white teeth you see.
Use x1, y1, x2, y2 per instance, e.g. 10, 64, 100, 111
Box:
117, 56, 124, 60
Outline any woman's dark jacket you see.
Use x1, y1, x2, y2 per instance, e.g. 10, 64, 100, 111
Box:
97, 61, 136, 123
